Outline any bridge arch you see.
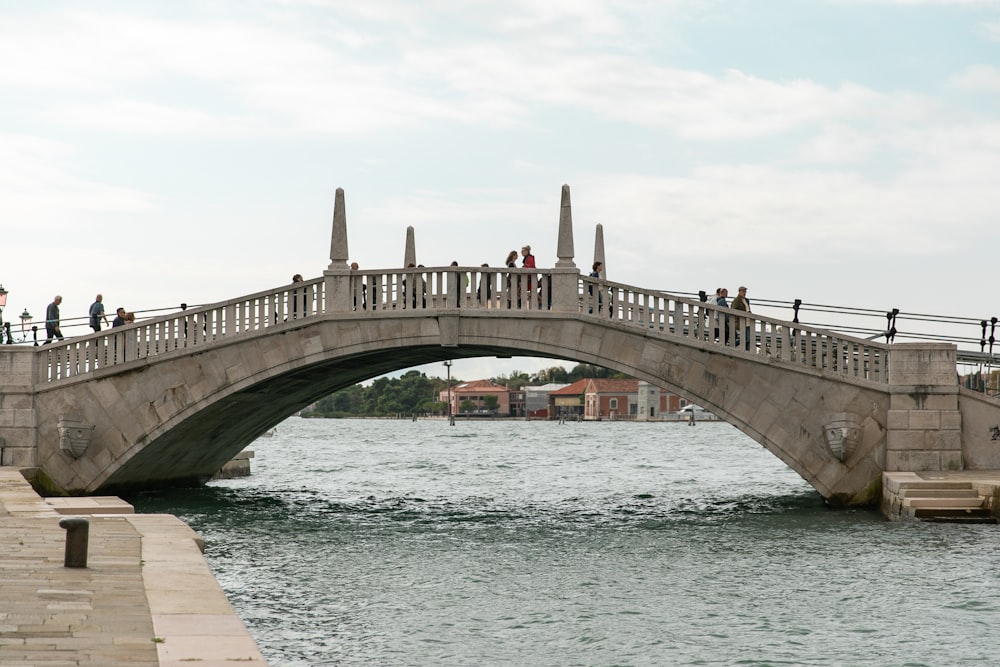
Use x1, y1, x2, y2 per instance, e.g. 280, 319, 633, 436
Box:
9, 184, 996, 508
32, 307, 889, 505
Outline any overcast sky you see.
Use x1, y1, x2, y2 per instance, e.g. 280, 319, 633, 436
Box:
3, 0, 999, 381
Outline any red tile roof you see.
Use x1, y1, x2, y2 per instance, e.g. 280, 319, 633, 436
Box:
453, 379, 508, 392
548, 378, 591, 395
586, 379, 639, 394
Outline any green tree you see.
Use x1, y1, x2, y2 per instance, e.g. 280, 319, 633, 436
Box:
491, 369, 532, 389
567, 363, 626, 381
536, 365, 570, 383
330, 385, 364, 414
482, 395, 499, 413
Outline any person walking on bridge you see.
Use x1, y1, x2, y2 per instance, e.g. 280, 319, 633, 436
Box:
89, 294, 109, 332
44, 295, 63, 344
731, 286, 751, 312
520, 245, 535, 269
715, 288, 730, 344
731, 286, 752, 350
521, 245, 540, 308
505, 250, 518, 308
588, 261, 605, 313
291, 273, 306, 319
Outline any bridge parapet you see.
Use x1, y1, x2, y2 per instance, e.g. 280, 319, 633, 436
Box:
38, 278, 326, 384
344, 266, 567, 313
32, 267, 893, 389
581, 275, 891, 386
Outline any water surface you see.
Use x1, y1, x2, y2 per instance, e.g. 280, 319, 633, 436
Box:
130, 418, 1000, 666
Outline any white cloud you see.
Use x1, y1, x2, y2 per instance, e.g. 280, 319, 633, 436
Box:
798, 125, 876, 163
3, 0, 1000, 351
44, 99, 262, 135
0, 133, 155, 231
951, 64, 1000, 91
0, 6, 910, 141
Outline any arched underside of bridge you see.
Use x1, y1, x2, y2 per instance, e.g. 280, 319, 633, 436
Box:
33, 312, 890, 506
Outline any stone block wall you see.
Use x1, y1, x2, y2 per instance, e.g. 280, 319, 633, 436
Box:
0, 348, 37, 467
886, 343, 963, 471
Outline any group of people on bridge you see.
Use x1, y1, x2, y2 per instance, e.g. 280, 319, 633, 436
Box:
41, 294, 134, 345
712, 286, 752, 349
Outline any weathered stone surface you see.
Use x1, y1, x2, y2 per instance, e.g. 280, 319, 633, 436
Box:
7, 294, 998, 508
0, 472, 266, 664
887, 343, 957, 385
909, 411, 942, 430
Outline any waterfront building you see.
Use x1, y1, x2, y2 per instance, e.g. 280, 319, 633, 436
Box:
583, 378, 640, 420
636, 380, 686, 420
439, 379, 512, 416
437, 377, 689, 421
525, 383, 570, 418
547, 379, 591, 420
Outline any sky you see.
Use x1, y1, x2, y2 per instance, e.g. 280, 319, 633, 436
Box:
3, 0, 999, 382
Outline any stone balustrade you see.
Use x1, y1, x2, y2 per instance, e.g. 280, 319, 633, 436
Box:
24, 269, 892, 388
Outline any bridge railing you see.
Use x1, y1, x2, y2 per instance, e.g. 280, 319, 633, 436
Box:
38, 279, 326, 383
580, 276, 891, 384
347, 267, 552, 312
35, 269, 891, 385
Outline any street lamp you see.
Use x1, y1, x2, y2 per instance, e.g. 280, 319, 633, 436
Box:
443, 360, 454, 426
19, 309, 32, 343
0, 284, 8, 344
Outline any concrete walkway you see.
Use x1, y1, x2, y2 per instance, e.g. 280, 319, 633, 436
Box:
0, 469, 267, 666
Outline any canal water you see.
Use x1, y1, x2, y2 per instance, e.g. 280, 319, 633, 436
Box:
129, 418, 1000, 666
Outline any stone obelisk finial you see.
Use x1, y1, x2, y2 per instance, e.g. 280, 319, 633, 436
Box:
404, 226, 416, 267
327, 187, 349, 270
593, 223, 606, 278
555, 184, 576, 269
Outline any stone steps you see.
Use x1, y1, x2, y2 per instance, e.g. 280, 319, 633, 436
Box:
883, 473, 998, 522
905, 496, 984, 509
898, 487, 980, 499
902, 484, 995, 523
913, 507, 996, 523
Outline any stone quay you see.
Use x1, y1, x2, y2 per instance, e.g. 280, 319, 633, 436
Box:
0, 468, 267, 666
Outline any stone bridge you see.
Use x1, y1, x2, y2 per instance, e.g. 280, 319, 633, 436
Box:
2, 187, 999, 506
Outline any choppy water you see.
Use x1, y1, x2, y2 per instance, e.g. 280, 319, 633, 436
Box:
129, 418, 1000, 666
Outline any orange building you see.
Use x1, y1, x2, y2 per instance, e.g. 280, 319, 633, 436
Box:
583, 378, 637, 420
583, 379, 684, 420
440, 377, 685, 420
439, 379, 512, 416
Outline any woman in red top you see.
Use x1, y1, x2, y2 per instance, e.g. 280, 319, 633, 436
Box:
521, 245, 537, 307
520, 245, 535, 268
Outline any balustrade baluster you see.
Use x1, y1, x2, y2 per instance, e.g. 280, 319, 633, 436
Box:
36, 275, 897, 388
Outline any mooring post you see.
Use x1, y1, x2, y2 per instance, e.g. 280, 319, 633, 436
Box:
59, 517, 89, 568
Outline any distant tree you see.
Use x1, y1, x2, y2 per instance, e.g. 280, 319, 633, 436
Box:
304, 363, 629, 419
567, 363, 625, 381
536, 366, 570, 383
329, 385, 364, 414
491, 370, 532, 389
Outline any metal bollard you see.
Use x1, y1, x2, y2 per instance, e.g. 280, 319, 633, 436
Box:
59, 517, 90, 568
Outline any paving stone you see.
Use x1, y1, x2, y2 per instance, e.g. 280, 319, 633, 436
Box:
0, 469, 269, 665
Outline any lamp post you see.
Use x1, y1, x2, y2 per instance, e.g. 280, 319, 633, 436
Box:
443, 360, 454, 426
0, 284, 7, 344
19, 309, 32, 344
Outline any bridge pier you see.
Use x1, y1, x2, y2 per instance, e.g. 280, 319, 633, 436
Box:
886, 343, 963, 472
0, 347, 37, 468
